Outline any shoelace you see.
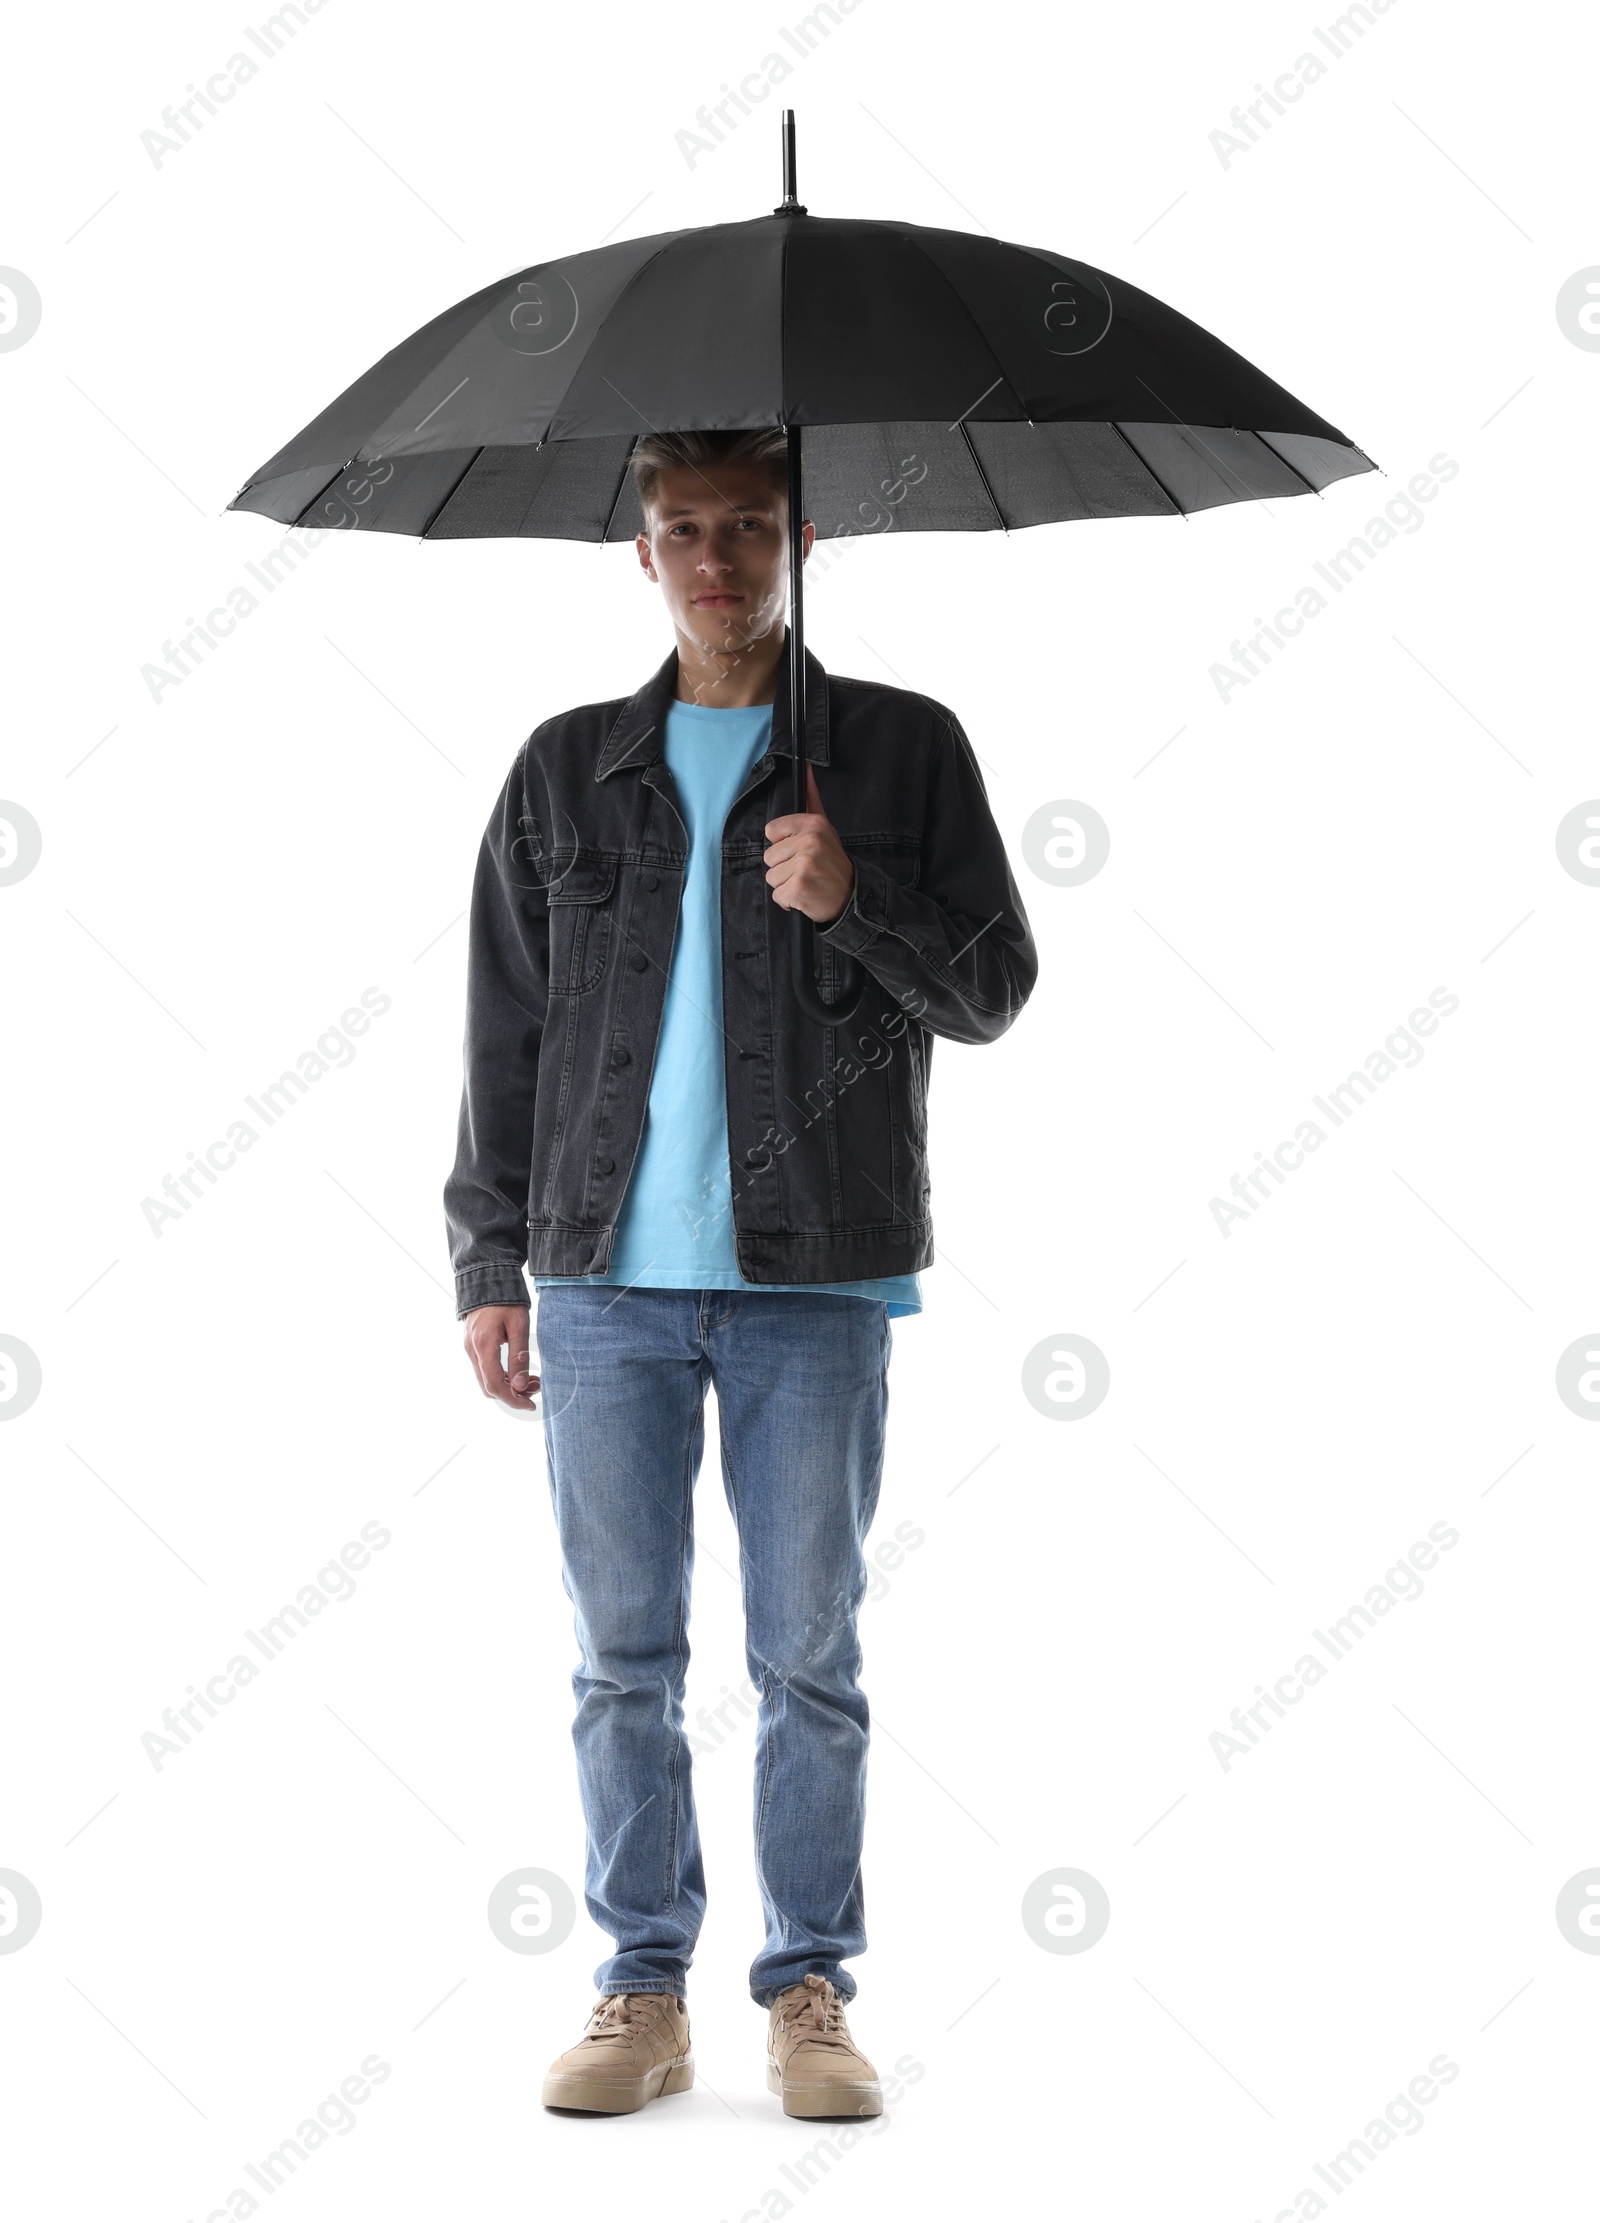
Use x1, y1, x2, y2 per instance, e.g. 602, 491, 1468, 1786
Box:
774, 1975, 856, 2054
580, 1994, 673, 2052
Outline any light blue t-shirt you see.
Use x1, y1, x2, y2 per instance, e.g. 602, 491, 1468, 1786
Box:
535, 697, 923, 1318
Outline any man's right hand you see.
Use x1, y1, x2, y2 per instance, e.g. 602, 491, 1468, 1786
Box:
463, 1305, 539, 1410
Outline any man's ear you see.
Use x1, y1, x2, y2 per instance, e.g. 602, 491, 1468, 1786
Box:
636, 530, 657, 581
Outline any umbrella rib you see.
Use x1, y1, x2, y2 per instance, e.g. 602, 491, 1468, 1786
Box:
539, 230, 701, 449
1106, 421, 1186, 518
1252, 430, 1324, 499
599, 436, 640, 544
957, 419, 1009, 533
420, 445, 487, 538
906, 231, 1029, 426
288, 458, 357, 529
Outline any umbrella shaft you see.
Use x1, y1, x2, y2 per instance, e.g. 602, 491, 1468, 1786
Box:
786, 424, 866, 1025
788, 425, 806, 818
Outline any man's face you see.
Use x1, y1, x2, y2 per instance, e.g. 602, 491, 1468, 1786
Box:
637, 458, 813, 658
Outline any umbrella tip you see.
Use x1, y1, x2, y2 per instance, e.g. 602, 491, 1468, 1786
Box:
774, 105, 808, 216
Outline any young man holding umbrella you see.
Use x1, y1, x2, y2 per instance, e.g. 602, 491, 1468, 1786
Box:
445, 426, 1037, 2115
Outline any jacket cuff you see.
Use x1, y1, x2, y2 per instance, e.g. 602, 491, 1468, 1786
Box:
815, 857, 887, 957
455, 1258, 531, 1318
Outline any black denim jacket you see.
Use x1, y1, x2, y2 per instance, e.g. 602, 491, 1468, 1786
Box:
444, 640, 1038, 1316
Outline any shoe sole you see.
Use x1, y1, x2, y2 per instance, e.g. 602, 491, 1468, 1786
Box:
542, 2056, 694, 2114
766, 2061, 883, 2119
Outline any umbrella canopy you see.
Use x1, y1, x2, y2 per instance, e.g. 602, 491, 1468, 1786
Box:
229, 113, 1373, 1021
230, 216, 1373, 545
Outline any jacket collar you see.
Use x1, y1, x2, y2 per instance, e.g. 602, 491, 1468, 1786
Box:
595, 632, 831, 780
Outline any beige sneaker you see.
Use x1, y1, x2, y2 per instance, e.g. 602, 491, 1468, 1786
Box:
766, 1974, 883, 2119
541, 1991, 694, 2114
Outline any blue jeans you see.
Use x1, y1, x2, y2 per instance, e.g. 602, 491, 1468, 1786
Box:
535, 1284, 891, 2007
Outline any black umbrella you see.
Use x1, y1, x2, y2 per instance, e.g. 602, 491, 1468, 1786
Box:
230, 111, 1374, 1021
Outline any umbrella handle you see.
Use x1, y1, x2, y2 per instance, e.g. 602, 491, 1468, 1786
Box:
786, 425, 866, 1026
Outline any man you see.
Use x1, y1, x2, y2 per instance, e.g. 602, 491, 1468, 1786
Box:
444, 426, 1036, 2117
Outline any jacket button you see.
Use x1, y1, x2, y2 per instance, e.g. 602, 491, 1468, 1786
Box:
745, 1146, 764, 1166
548, 879, 563, 896
630, 952, 648, 971
612, 1045, 630, 1066
597, 1156, 615, 1175
644, 873, 659, 892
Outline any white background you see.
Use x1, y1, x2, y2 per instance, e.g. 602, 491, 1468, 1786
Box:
2, 0, 1596, 2215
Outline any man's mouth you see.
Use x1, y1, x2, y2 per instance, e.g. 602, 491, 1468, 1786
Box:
693, 591, 745, 607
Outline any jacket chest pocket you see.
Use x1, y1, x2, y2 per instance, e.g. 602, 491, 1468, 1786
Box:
546, 852, 618, 995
